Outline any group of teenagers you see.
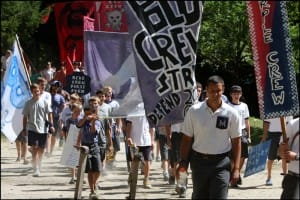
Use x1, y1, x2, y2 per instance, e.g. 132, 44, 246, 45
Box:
18, 74, 299, 200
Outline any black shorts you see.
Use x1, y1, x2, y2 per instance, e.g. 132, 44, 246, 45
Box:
84, 143, 101, 173
169, 132, 182, 166
100, 148, 106, 162
267, 132, 281, 160
241, 141, 249, 158
28, 131, 48, 148
16, 132, 28, 143
138, 146, 152, 161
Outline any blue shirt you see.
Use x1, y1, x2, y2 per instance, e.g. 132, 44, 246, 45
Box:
80, 120, 102, 144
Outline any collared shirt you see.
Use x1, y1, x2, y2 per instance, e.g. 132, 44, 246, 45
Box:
182, 100, 241, 154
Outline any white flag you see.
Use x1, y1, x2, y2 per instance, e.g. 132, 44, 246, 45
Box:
1, 40, 31, 142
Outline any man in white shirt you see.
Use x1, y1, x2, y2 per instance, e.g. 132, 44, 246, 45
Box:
126, 111, 155, 189
279, 117, 299, 199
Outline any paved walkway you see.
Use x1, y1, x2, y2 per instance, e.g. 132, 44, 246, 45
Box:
1, 137, 284, 199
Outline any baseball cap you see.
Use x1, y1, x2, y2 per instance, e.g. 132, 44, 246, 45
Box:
230, 85, 242, 92
51, 80, 61, 87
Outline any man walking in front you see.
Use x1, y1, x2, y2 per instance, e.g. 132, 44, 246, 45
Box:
22, 83, 54, 177
179, 75, 241, 199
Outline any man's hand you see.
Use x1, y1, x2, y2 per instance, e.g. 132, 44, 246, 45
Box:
230, 168, 240, 185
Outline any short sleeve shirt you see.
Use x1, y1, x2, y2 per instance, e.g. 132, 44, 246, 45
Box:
127, 115, 151, 146
181, 100, 241, 154
228, 102, 250, 129
22, 97, 52, 134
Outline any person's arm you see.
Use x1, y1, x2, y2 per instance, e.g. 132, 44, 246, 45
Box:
165, 124, 172, 148
22, 116, 28, 136
261, 121, 270, 142
48, 112, 55, 133
115, 118, 123, 135
179, 134, 193, 169
149, 127, 155, 149
231, 137, 241, 183
126, 120, 133, 146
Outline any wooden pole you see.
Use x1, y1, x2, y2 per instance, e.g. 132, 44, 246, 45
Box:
280, 116, 288, 143
15, 34, 31, 86
74, 145, 89, 200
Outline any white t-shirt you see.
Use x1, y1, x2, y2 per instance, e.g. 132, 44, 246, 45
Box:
280, 118, 299, 174
228, 102, 250, 129
171, 122, 183, 133
40, 91, 52, 106
41, 68, 55, 82
265, 116, 293, 132
182, 100, 241, 154
127, 115, 151, 146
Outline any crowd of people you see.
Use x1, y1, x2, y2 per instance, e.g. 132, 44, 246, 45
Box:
9, 59, 299, 200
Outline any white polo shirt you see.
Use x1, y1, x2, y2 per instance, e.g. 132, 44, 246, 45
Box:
182, 100, 241, 154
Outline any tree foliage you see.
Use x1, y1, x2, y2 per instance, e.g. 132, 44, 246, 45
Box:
1, 1, 46, 51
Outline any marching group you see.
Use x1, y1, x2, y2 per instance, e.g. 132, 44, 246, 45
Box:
11, 60, 299, 200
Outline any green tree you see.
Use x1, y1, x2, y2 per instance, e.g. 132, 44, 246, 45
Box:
196, 1, 299, 117
1, 1, 46, 51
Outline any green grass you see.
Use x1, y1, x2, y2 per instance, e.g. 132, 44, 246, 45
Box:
249, 117, 263, 146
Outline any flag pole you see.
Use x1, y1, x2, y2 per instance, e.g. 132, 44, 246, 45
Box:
15, 34, 31, 86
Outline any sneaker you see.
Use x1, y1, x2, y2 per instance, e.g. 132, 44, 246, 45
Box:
89, 192, 98, 200
33, 168, 40, 177
169, 176, 175, 185
163, 171, 169, 181
237, 175, 242, 185
69, 178, 75, 184
143, 178, 152, 189
266, 179, 273, 186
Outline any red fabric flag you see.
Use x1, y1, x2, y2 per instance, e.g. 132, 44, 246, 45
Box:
83, 16, 95, 31
94, 1, 128, 32
54, 2, 94, 75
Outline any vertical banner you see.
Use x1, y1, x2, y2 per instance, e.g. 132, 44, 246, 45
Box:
54, 2, 95, 75
1, 40, 31, 142
94, 1, 128, 32
84, 31, 144, 117
125, 1, 203, 127
247, 1, 299, 119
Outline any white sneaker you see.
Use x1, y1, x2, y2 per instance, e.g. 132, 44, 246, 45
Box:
33, 168, 40, 177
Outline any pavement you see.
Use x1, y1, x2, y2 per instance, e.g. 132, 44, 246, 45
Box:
1, 137, 284, 199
